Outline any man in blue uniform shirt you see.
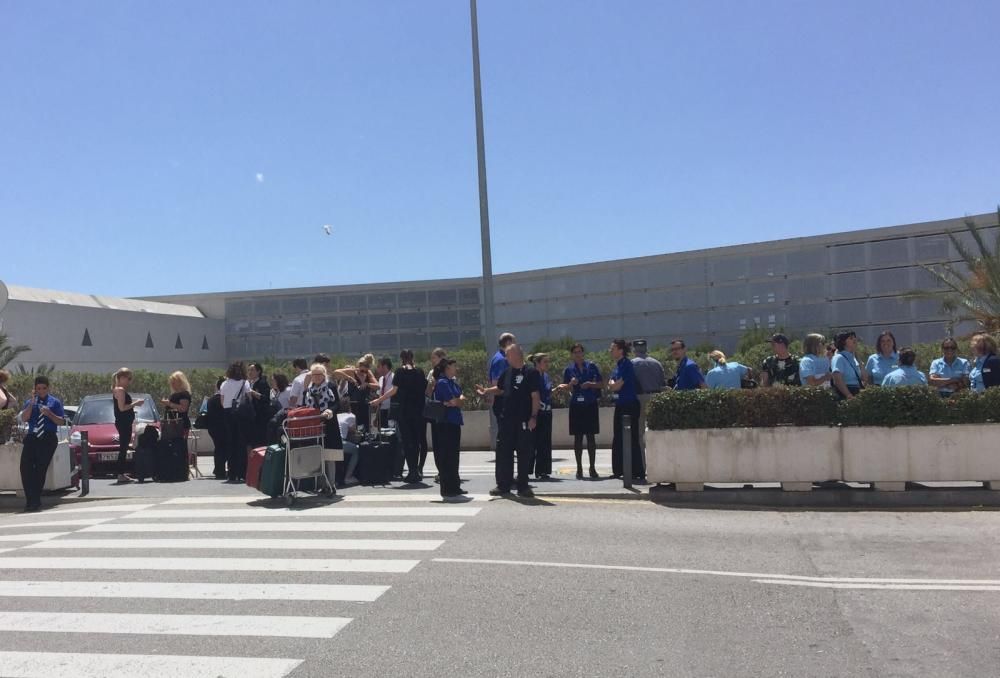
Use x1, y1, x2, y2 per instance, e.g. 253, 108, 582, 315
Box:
671, 339, 706, 390
881, 347, 928, 387
487, 332, 516, 451
18, 376, 65, 512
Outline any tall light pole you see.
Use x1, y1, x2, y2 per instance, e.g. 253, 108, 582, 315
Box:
470, 0, 496, 350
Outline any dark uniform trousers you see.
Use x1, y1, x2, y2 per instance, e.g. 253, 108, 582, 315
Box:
21, 431, 58, 508
612, 400, 644, 478
397, 412, 424, 477
532, 410, 553, 476
495, 418, 535, 491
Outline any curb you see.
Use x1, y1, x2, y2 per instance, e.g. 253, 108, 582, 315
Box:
648, 485, 1000, 510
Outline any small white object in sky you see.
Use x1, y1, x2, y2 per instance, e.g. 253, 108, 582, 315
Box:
255, 173, 264, 183
323, 225, 332, 236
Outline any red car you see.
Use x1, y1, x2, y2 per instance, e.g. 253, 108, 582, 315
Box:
69, 393, 160, 476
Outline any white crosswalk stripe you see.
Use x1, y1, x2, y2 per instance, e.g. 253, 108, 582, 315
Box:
0, 493, 484, 677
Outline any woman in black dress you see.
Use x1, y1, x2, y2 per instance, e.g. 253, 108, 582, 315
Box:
245, 362, 271, 450
161, 371, 193, 466
556, 343, 603, 479
112, 367, 145, 484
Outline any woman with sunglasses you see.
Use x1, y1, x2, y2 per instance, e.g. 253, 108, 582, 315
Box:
557, 343, 602, 479
336, 354, 380, 430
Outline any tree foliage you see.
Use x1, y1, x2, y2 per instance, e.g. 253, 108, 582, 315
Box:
0, 332, 29, 369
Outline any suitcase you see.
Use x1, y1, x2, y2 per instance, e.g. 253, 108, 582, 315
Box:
259, 444, 286, 497
134, 445, 156, 483
155, 437, 189, 482
285, 408, 323, 437
356, 439, 395, 485
246, 446, 267, 490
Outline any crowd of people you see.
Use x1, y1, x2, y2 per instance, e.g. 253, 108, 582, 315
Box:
5, 326, 999, 509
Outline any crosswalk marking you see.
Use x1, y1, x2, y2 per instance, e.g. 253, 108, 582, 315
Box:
0, 611, 353, 638
0, 556, 420, 573
24, 537, 444, 551
81, 521, 465, 533
45, 504, 157, 514
163, 494, 490, 504
0, 532, 68, 542
0, 580, 389, 602
0, 519, 114, 529
120, 506, 480, 519
0, 651, 302, 678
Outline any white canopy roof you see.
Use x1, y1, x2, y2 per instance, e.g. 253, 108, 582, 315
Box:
0, 281, 203, 318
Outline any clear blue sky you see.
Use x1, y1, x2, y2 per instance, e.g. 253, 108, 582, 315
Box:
2, 0, 998, 297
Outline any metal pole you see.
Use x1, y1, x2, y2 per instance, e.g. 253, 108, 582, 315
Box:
470, 0, 496, 349
79, 431, 90, 497
622, 415, 633, 489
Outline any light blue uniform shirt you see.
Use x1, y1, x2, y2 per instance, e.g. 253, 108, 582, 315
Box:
970, 356, 986, 393
866, 353, 899, 387
705, 362, 748, 390
881, 366, 928, 387
831, 351, 862, 387
798, 354, 831, 385
929, 356, 971, 395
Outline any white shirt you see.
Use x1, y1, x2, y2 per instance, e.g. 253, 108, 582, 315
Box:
378, 372, 394, 411
337, 412, 356, 441
288, 370, 310, 406
219, 379, 251, 410
275, 387, 292, 411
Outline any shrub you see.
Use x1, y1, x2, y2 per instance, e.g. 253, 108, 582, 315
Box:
836, 386, 946, 427
0, 409, 16, 443
647, 385, 999, 430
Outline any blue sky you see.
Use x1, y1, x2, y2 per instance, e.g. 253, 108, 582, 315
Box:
2, 0, 998, 297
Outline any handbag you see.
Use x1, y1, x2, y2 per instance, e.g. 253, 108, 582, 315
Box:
235, 383, 256, 422
422, 399, 447, 423
160, 412, 186, 440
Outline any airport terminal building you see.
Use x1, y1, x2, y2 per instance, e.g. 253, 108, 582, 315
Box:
1, 212, 996, 372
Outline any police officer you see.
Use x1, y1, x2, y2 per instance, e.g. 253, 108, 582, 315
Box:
476, 344, 540, 498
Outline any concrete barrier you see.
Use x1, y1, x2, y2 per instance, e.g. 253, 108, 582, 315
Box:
646, 425, 1000, 491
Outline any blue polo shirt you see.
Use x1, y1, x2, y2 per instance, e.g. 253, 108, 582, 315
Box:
488, 350, 508, 384
611, 357, 638, 404
799, 354, 831, 385
674, 356, 705, 391
831, 351, 862, 387
705, 362, 748, 389
563, 361, 602, 406
866, 353, 899, 386
881, 366, 928, 387
929, 356, 971, 395
23, 395, 65, 436
434, 378, 464, 426
971, 356, 986, 393
540, 373, 552, 407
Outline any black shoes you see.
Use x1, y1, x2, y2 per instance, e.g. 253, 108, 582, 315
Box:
576, 469, 584, 479
517, 487, 535, 498
489, 486, 512, 496
590, 468, 600, 479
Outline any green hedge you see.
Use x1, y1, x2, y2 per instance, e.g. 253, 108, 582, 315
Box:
0, 409, 15, 443
647, 386, 1000, 430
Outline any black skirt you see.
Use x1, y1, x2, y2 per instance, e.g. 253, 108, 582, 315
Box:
568, 401, 600, 436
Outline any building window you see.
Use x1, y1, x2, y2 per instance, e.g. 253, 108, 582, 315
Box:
175, 334, 184, 349
82, 329, 92, 347
145, 332, 154, 348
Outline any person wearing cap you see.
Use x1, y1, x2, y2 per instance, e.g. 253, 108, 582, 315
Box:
928, 338, 970, 397
881, 348, 928, 387
760, 333, 801, 387
631, 339, 665, 457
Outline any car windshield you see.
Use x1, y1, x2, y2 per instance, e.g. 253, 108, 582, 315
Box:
76, 397, 158, 425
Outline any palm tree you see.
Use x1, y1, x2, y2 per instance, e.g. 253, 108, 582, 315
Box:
0, 332, 30, 369
918, 207, 1000, 333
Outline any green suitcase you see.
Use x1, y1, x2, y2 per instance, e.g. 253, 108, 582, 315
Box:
259, 444, 286, 497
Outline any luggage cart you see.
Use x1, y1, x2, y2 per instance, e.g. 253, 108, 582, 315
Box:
281, 412, 337, 506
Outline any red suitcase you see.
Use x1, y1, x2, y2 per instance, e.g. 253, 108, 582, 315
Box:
246, 446, 267, 490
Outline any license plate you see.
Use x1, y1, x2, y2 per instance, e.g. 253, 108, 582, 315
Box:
100, 453, 117, 461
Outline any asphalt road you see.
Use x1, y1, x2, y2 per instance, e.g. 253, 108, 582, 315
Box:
0, 462, 998, 677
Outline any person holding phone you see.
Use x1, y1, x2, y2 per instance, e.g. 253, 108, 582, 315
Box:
18, 376, 65, 512
112, 367, 145, 484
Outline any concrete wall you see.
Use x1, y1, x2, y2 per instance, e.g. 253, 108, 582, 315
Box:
0, 299, 226, 373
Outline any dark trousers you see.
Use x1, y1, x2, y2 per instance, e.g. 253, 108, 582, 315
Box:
225, 410, 247, 480
612, 400, 644, 478
418, 420, 429, 472
208, 427, 226, 477
532, 411, 553, 476
398, 413, 424, 478
496, 419, 534, 491
21, 431, 57, 509
115, 421, 131, 476
435, 423, 461, 495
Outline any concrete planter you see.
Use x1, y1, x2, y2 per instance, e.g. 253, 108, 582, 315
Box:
452, 408, 615, 450
646, 424, 1000, 491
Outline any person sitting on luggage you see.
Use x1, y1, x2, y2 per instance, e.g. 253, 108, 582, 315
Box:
337, 411, 360, 486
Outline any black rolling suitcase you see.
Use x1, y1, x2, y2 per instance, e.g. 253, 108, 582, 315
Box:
156, 437, 189, 482
133, 427, 159, 483
356, 434, 395, 485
